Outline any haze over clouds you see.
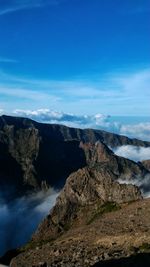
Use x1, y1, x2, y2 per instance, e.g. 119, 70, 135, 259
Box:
0, 68, 150, 116
0, 189, 59, 256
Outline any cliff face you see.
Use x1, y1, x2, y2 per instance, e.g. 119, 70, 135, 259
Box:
0, 115, 150, 199
32, 141, 144, 243
10, 141, 150, 267
141, 160, 150, 172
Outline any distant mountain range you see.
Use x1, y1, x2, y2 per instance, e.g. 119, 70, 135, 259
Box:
0, 115, 150, 200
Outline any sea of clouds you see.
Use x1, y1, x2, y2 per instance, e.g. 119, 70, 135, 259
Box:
0, 188, 59, 257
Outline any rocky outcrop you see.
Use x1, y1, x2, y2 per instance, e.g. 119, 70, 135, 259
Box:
32, 141, 144, 243
0, 115, 150, 199
4, 140, 150, 267
10, 198, 150, 267
141, 160, 150, 172
80, 141, 147, 180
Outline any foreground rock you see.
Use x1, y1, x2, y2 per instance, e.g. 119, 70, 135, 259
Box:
9, 141, 150, 267
10, 199, 150, 267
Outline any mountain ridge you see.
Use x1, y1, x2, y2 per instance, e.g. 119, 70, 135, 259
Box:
0, 115, 150, 199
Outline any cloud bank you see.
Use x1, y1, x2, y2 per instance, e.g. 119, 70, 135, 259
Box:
120, 123, 150, 142
13, 109, 113, 129
12, 109, 150, 141
114, 145, 150, 198
113, 145, 150, 162
118, 174, 150, 198
0, 189, 59, 256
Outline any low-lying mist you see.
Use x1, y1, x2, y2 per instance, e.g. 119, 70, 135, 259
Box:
118, 173, 150, 198
113, 145, 150, 162
113, 145, 150, 198
0, 188, 59, 257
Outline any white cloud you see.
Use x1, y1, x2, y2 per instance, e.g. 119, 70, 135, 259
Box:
0, 0, 59, 16
120, 123, 150, 141
0, 68, 150, 116
0, 188, 59, 256
0, 57, 17, 63
113, 145, 150, 198
0, 0, 60, 16
0, 86, 59, 102
113, 145, 150, 162
13, 109, 111, 129
118, 174, 150, 198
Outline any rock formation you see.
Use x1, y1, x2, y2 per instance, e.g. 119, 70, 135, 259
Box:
0, 115, 150, 199
0, 115, 149, 266
141, 160, 150, 171
10, 199, 150, 267
32, 141, 144, 243
9, 140, 150, 267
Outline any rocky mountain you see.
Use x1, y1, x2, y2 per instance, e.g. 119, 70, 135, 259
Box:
141, 160, 150, 172
10, 199, 150, 267
9, 141, 150, 267
0, 115, 150, 199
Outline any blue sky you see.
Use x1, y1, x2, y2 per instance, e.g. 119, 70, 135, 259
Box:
0, 0, 150, 120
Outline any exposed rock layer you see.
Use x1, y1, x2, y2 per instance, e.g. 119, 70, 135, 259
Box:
0, 115, 150, 199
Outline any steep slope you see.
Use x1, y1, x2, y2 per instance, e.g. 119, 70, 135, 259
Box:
10, 141, 150, 267
141, 160, 150, 171
10, 199, 150, 267
32, 141, 145, 243
0, 115, 150, 199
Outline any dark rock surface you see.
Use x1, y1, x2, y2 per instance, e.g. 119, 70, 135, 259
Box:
0, 115, 150, 199
141, 160, 150, 171
91, 253, 150, 267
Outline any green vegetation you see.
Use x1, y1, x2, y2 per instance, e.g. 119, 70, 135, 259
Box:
20, 238, 55, 252
139, 243, 150, 252
130, 243, 150, 254
87, 202, 121, 225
